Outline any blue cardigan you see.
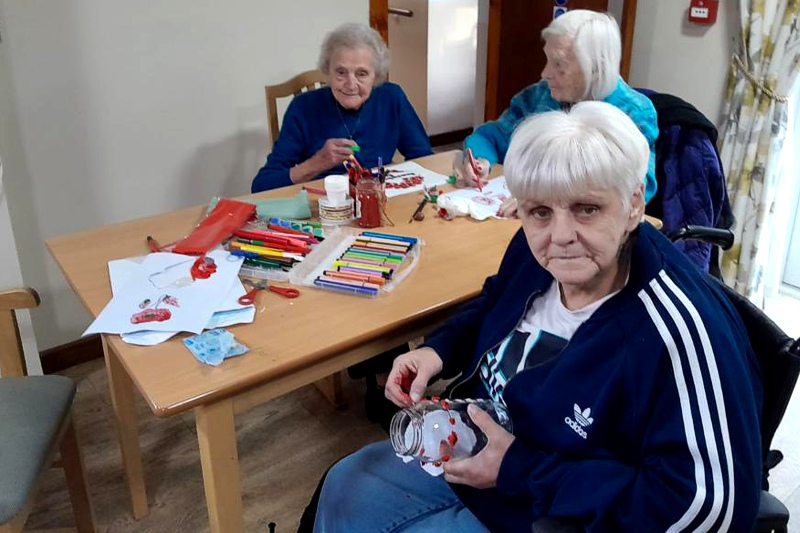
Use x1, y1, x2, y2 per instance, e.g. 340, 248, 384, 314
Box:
252, 83, 432, 192
423, 223, 762, 532
465, 79, 660, 203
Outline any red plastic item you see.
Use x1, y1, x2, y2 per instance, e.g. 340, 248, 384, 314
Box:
688, 0, 718, 24
172, 198, 256, 255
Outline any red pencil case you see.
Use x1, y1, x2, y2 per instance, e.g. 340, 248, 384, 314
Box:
172, 198, 256, 255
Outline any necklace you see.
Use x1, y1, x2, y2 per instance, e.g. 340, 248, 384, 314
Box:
333, 95, 362, 142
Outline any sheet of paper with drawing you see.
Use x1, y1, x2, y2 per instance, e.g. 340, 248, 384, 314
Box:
383, 161, 450, 198
437, 176, 511, 220
107, 255, 255, 346
84, 250, 244, 336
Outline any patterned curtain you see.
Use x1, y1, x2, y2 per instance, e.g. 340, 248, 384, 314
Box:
719, 0, 800, 306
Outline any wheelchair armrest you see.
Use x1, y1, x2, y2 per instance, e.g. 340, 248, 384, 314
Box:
668, 225, 734, 250
754, 490, 789, 532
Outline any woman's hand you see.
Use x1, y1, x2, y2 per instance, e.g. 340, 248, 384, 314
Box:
385, 347, 444, 407
289, 138, 356, 184
313, 138, 358, 169
443, 404, 515, 488
452, 150, 490, 189
497, 197, 519, 218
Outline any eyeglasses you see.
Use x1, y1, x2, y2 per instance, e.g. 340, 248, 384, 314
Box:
333, 67, 375, 82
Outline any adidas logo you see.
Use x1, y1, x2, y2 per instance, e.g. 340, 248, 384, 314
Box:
564, 403, 593, 439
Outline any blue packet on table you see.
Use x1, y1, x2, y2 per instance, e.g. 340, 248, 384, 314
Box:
183, 328, 249, 366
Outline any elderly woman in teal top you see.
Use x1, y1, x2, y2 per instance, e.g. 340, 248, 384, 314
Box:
252, 23, 433, 193
455, 10, 658, 213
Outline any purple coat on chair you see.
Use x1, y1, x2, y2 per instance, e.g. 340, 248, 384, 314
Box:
639, 90, 733, 274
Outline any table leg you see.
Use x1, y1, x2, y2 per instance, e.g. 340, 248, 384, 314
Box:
102, 336, 149, 519
195, 398, 243, 533
314, 371, 346, 408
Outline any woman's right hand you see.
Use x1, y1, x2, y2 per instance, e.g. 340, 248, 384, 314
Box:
313, 138, 358, 169
290, 138, 357, 184
385, 347, 444, 408
452, 150, 490, 189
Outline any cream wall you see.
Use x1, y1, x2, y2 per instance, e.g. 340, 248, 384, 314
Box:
0, 0, 736, 351
0, 1, 367, 349
627, 0, 737, 125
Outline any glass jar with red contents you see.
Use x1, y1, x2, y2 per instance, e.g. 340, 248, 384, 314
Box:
389, 398, 512, 464
355, 176, 382, 228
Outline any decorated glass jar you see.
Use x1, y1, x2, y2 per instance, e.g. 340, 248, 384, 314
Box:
390, 398, 513, 464
355, 176, 382, 228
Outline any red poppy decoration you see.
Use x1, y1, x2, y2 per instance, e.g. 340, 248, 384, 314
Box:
190, 256, 217, 280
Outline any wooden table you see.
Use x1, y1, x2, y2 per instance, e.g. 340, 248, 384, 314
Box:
46, 151, 521, 532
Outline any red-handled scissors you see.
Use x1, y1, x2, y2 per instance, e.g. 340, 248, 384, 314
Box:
238, 279, 300, 305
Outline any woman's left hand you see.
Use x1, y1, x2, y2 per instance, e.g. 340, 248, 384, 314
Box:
497, 197, 519, 218
442, 404, 515, 488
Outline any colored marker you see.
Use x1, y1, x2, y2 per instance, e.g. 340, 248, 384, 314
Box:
358, 232, 418, 245
314, 278, 378, 296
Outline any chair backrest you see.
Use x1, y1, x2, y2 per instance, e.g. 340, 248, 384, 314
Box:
0, 287, 40, 378
265, 69, 327, 144
717, 282, 800, 489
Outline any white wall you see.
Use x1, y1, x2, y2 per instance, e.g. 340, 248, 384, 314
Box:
627, 0, 738, 125
0, 11, 41, 374
0, 0, 368, 349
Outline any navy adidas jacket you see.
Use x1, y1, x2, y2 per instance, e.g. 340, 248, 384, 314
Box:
423, 222, 762, 532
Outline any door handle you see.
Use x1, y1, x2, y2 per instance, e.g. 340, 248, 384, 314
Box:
389, 7, 414, 17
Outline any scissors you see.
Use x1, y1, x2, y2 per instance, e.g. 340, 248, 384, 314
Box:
238, 279, 300, 305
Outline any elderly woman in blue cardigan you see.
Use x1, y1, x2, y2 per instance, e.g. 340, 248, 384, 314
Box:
252, 22, 432, 193
454, 10, 659, 214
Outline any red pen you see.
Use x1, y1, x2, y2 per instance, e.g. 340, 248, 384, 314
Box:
466, 148, 484, 191
146, 235, 162, 253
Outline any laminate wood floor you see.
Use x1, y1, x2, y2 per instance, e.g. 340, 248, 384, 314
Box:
22, 343, 800, 532
25, 357, 386, 532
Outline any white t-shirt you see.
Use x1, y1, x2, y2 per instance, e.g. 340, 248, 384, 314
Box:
477, 280, 620, 403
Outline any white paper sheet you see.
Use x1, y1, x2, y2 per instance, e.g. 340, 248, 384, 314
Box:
383, 161, 451, 198
106, 254, 256, 346
84, 250, 245, 336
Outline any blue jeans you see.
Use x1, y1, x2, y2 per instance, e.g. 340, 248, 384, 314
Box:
314, 441, 489, 533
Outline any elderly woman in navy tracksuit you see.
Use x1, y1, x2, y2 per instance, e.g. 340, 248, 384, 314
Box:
313, 102, 762, 532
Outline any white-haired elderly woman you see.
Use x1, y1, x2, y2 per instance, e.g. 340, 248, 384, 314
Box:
311, 102, 761, 532
252, 22, 432, 192
455, 10, 658, 213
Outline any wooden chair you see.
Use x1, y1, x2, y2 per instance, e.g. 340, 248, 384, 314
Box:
265, 69, 327, 143
0, 288, 97, 532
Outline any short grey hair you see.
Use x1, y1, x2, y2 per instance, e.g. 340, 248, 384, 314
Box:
542, 10, 621, 101
317, 23, 390, 84
504, 101, 648, 208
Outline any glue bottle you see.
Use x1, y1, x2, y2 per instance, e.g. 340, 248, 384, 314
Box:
389, 398, 512, 464
355, 176, 382, 228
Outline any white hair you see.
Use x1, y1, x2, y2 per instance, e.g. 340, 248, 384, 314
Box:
504, 101, 648, 208
542, 10, 621, 100
317, 23, 390, 84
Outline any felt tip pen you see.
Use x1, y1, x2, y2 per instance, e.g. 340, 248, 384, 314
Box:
281, 218, 323, 229
344, 247, 405, 260
332, 260, 393, 273
349, 144, 361, 152
338, 265, 391, 279
317, 274, 380, 290
314, 278, 378, 296
146, 235, 162, 253
358, 232, 418, 245
323, 270, 386, 285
